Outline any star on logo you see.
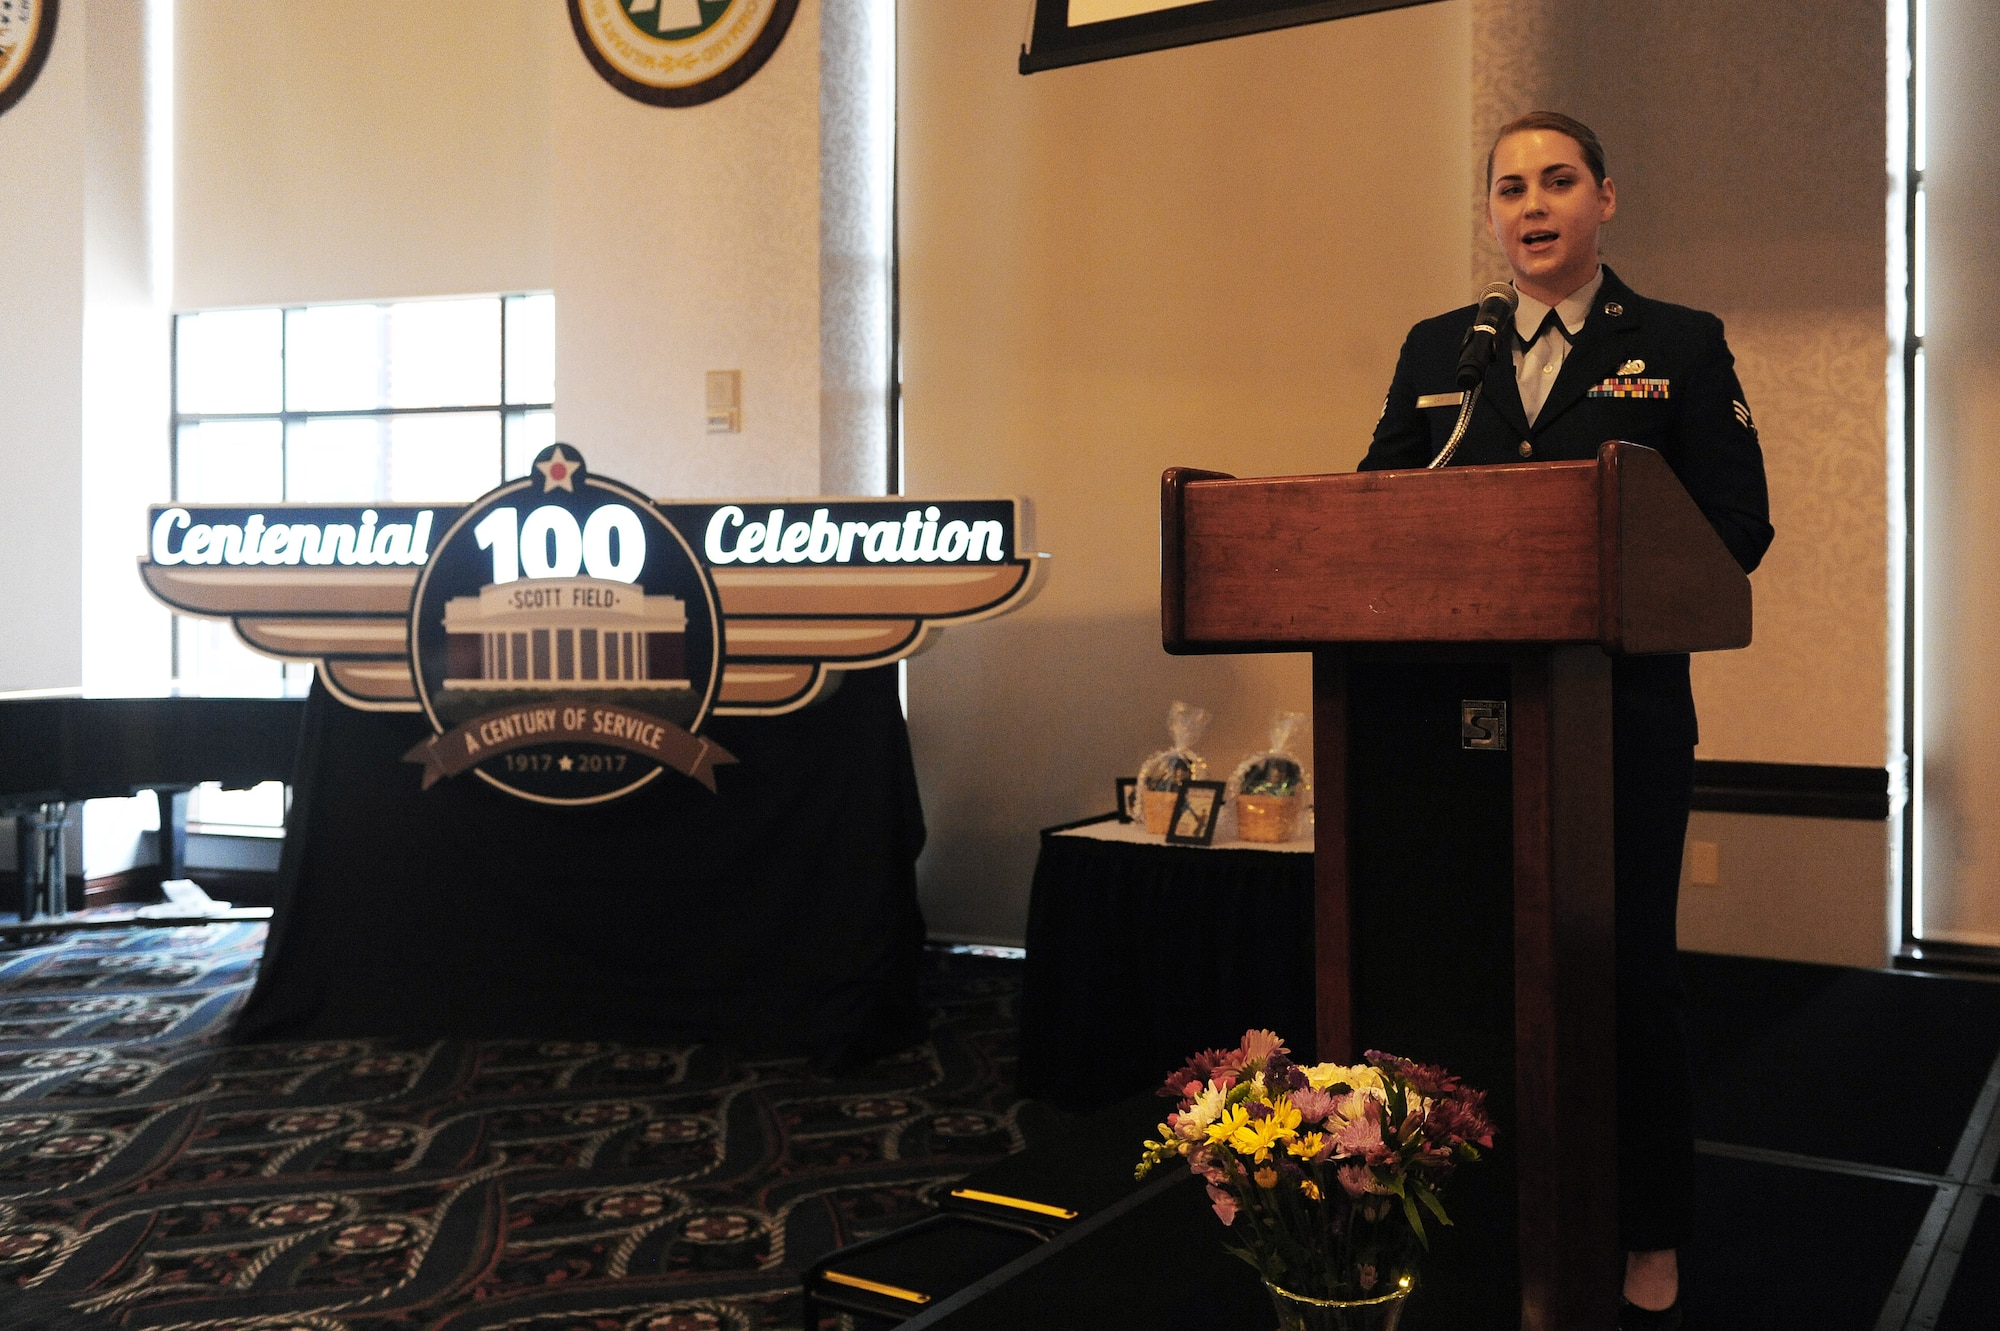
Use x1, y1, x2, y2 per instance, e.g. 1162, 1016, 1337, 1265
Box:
537, 446, 581, 493
558, 755, 574, 772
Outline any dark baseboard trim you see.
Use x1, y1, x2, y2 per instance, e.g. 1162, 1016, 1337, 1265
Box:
1894, 942, 2000, 979
0, 869, 165, 912
1, 867, 281, 914
1692, 761, 1890, 820
82, 866, 166, 909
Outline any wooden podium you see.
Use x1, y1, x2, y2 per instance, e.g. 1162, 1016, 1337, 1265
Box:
1160, 442, 1750, 1331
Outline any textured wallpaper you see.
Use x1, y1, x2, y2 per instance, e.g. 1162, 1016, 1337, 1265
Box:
1468, 0, 1893, 768
1692, 312, 1890, 767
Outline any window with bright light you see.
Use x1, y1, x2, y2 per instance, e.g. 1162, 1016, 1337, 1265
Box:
172, 293, 555, 830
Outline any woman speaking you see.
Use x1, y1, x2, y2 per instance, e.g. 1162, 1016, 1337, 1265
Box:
1362, 112, 1774, 1329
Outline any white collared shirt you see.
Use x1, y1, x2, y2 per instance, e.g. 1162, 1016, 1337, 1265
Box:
1512, 266, 1603, 425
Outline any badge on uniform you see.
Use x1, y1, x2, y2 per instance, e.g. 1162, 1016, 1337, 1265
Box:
1589, 375, 1670, 399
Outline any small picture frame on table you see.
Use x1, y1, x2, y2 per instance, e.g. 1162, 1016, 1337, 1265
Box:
1114, 777, 1139, 823
1164, 780, 1226, 846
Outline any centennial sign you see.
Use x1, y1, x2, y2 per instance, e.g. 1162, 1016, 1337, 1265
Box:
568, 0, 799, 108
140, 446, 1043, 805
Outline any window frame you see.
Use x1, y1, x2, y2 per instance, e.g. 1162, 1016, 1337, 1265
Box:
169, 292, 555, 506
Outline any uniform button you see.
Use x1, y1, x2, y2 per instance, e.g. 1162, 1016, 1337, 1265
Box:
1519, 441, 1534, 458
1542, 363, 1555, 375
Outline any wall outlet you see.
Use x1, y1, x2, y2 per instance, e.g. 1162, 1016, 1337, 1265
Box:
1687, 840, 1720, 887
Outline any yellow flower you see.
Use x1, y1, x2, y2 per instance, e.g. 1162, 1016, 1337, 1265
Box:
1302, 1062, 1345, 1091
1301, 1179, 1323, 1201
1254, 1166, 1279, 1188
1206, 1104, 1251, 1147
1287, 1131, 1326, 1160
1230, 1101, 1301, 1162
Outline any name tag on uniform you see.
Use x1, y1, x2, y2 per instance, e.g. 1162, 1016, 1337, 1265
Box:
1588, 376, 1670, 399
1416, 391, 1466, 409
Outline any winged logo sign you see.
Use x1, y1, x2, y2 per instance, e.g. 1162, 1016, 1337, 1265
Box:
139, 446, 1043, 805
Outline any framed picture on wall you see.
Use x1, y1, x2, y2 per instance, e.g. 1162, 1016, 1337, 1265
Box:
1164, 780, 1226, 846
0, 0, 59, 119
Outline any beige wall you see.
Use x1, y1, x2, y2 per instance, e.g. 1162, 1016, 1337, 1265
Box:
1678, 811, 1891, 968
171, 0, 883, 501
899, 0, 1474, 942
905, 0, 1902, 952
1470, 0, 1897, 965
175, 0, 556, 309
29, 2, 1916, 959
1473, 0, 1891, 772
0, 0, 87, 693
551, 2, 824, 499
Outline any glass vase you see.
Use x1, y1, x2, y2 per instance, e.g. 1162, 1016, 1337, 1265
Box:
1263, 1278, 1411, 1331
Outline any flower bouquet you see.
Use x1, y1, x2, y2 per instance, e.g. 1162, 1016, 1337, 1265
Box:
1137, 1030, 1494, 1330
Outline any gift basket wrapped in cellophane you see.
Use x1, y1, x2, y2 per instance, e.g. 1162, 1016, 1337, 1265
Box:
1136, 700, 1211, 835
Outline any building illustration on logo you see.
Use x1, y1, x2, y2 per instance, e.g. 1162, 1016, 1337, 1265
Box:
442, 577, 690, 691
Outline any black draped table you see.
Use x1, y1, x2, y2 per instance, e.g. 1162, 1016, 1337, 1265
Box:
234, 666, 928, 1065
1017, 816, 1315, 1109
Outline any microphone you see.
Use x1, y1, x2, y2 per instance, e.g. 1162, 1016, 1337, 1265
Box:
1454, 281, 1519, 390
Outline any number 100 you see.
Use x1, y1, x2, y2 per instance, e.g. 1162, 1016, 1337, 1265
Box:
472, 504, 648, 585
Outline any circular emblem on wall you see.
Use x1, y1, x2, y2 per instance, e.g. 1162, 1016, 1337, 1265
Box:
568, 0, 799, 108
0, 0, 57, 118
405, 446, 733, 806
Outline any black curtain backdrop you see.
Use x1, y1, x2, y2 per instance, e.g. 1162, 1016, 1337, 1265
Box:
1016, 827, 1316, 1108
234, 667, 927, 1066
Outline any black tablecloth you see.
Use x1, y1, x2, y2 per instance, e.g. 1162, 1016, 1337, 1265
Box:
234, 667, 927, 1065
1016, 821, 1315, 1109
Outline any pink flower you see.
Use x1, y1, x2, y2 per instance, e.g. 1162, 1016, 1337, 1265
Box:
1207, 1183, 1238, 1225
1338, 1163, 1391, 1197
1161, 1048, 1236, 1098
1366, 1049, 1461, 1099
1431, 1089, 1496, 1150
1240, 1029, 1287, 1066
1189, 1145, 1228, 1184
1335, 1104, 1385, 1157
1290, 1088, 1336, 1125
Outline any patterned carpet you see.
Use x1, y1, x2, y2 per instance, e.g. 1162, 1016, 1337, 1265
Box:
0, 924, 1048, 1330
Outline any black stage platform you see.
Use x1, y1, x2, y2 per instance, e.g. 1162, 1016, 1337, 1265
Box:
927, 952, 2000, 1329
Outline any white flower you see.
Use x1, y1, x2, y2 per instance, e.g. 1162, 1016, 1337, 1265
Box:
1177, 1083, 1228, 1139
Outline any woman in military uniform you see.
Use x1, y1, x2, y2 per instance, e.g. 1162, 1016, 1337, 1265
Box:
1361, 112, 1774, 1328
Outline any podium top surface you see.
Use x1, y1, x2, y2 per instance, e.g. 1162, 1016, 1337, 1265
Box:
1162, 442, 1750, 655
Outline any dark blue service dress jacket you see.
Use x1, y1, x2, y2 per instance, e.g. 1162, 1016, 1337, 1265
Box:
1359, 266, 1775, 749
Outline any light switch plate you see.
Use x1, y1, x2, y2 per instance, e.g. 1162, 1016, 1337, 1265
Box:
706, 370, 741, 433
